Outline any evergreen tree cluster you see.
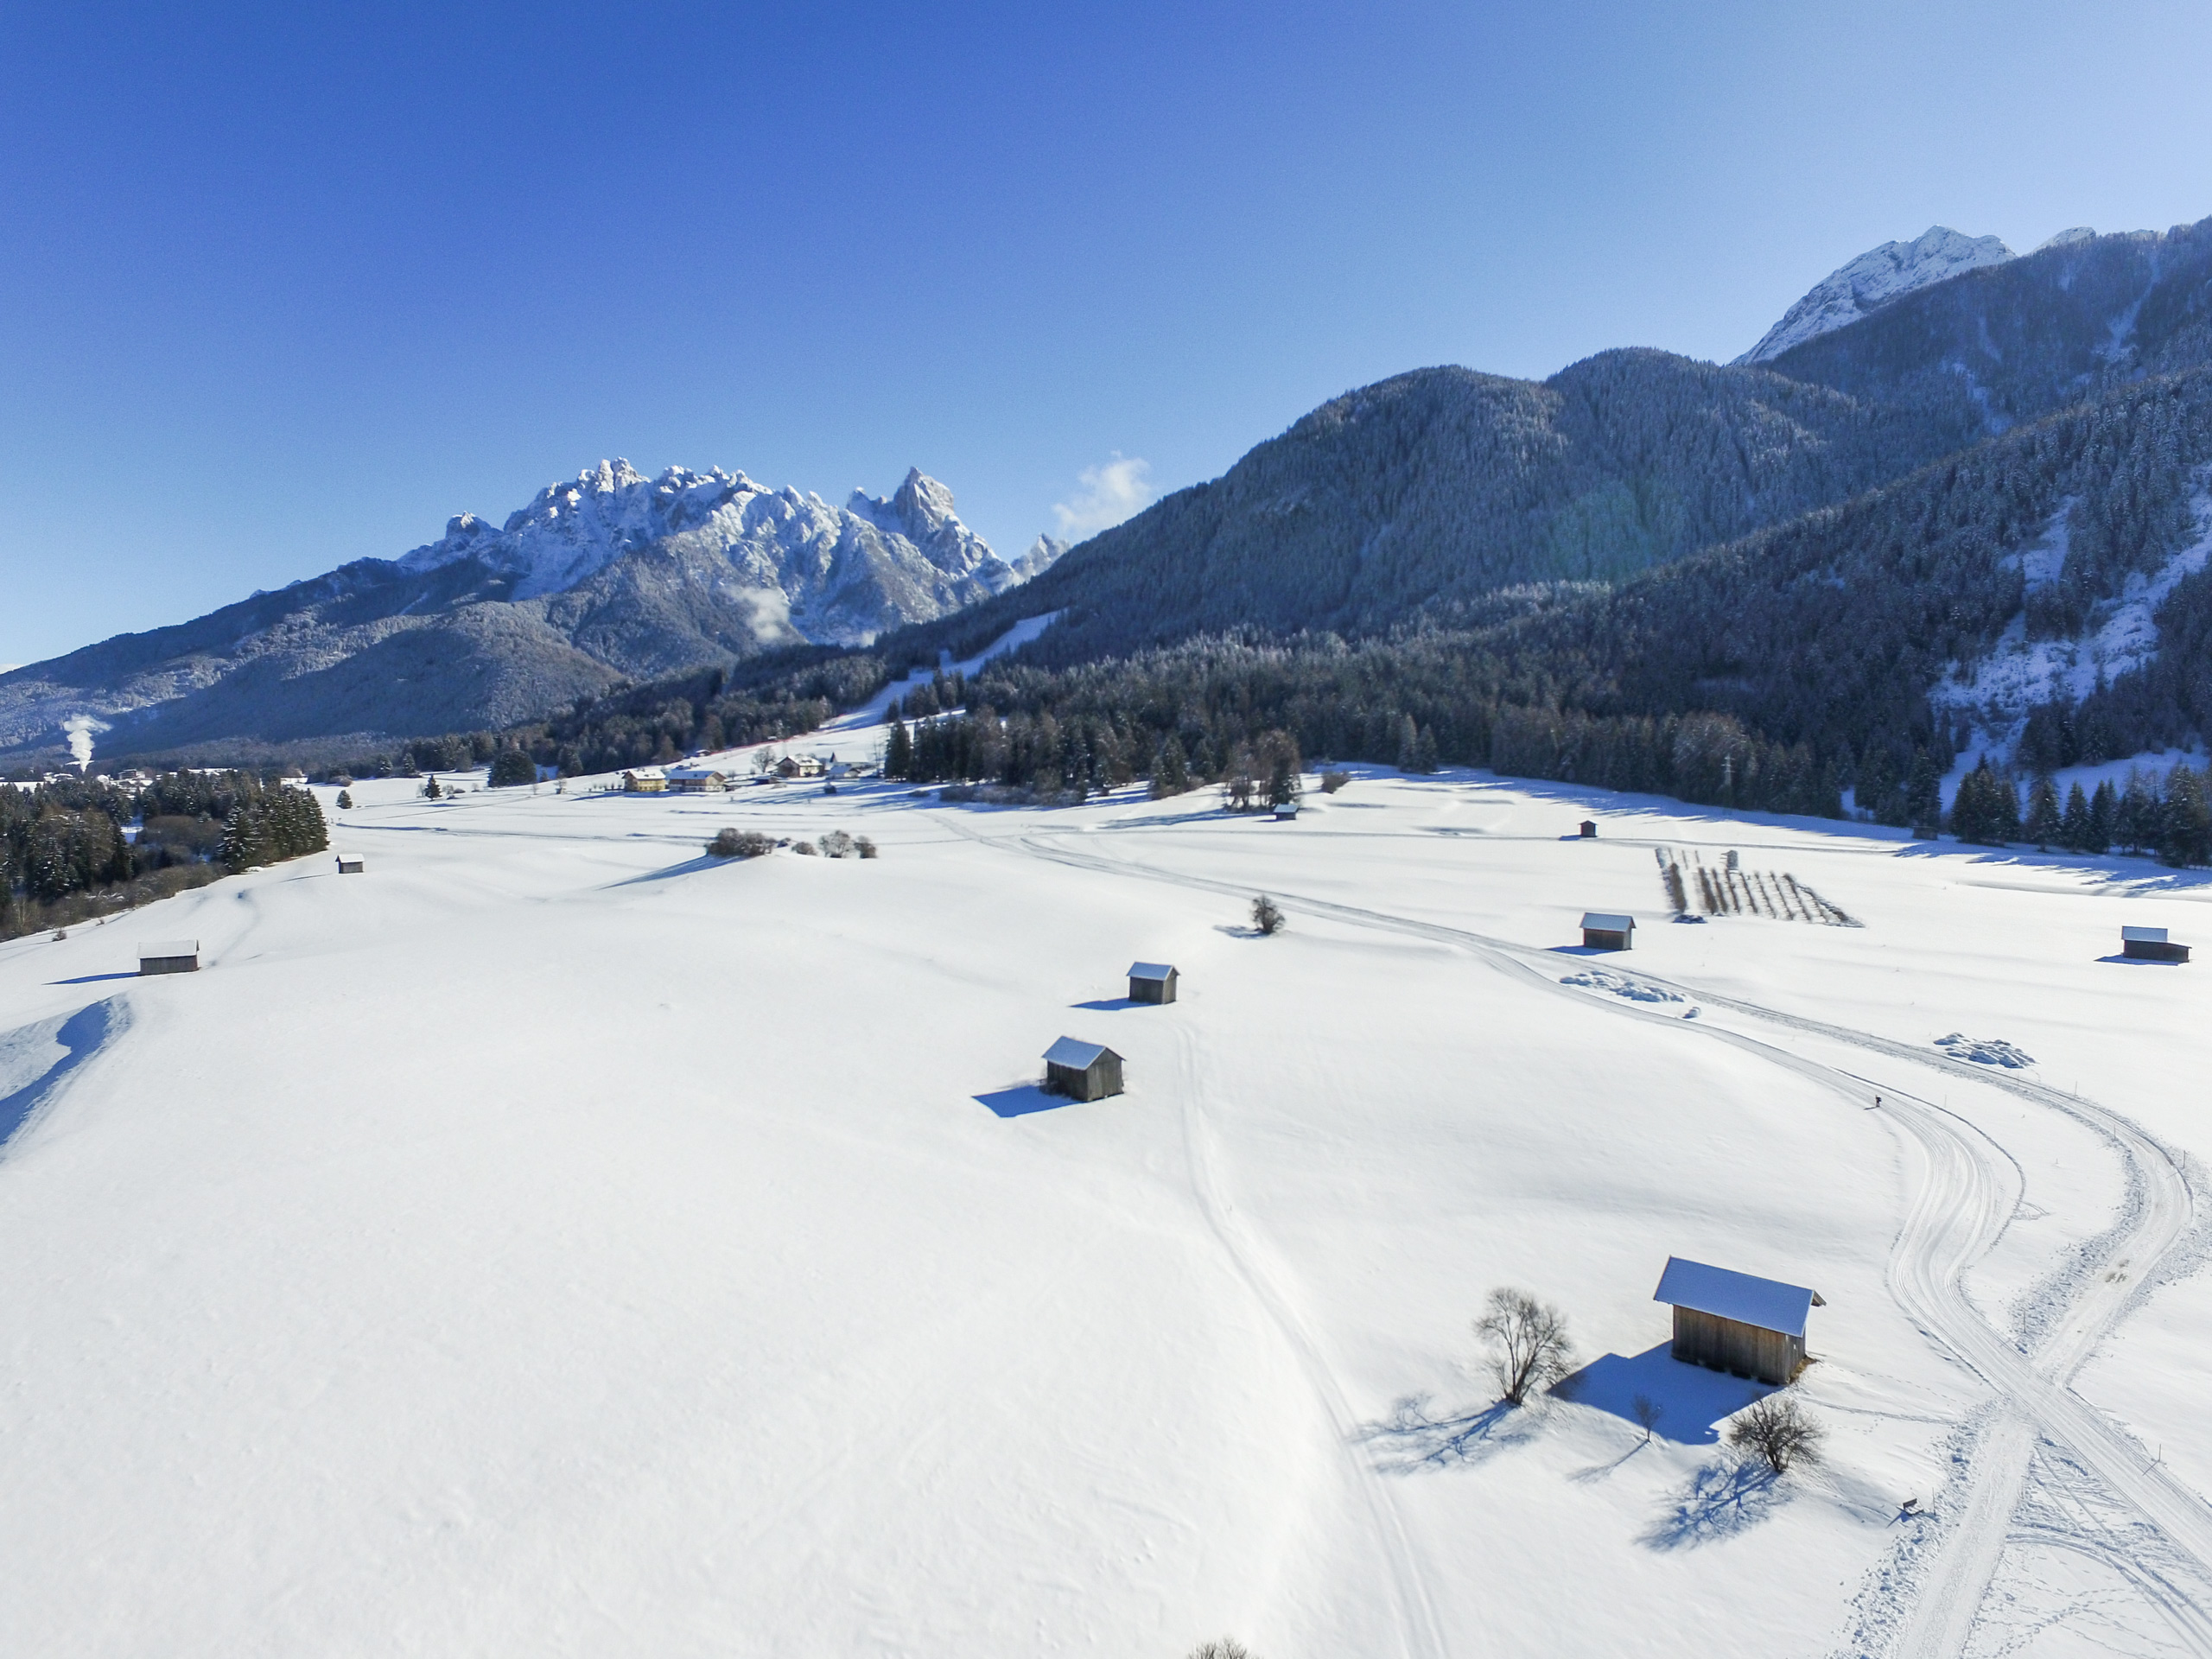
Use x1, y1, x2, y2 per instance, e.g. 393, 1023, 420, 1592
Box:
217, 786, 329, 872
0, 769, 328, 941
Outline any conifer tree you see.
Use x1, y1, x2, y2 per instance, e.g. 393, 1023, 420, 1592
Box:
1150, 734, 1191, 799
1905, 750, 1944, 837
2024, 775, 2062, 849
2059, 782, 2092, 851
2088, 779, 2118, 852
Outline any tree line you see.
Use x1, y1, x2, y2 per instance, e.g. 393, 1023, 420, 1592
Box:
0, 771, 327, 941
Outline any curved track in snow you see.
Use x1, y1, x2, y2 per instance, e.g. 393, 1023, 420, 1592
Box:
944, 816, 2212, 1653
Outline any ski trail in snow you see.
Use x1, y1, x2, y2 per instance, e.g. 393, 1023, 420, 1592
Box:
1165, 1018, 1452, 1659
949, 818, 2212, 1649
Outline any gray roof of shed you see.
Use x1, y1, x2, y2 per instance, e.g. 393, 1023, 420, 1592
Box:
1127, 962, 1176, 981
1044, 1037, 1121, 1069
2122, 925, 2171, 942
1580, 912, 1636, 932
1653, 1255, 1821, 1338
141, 939, 199, 957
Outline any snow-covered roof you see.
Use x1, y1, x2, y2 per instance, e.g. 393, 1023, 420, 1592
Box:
1653, 1256, 1820, 1338
1127, 962, 1176, 982
2122, 925, 2170, 943
141, 940, 198, 957
1580, 912, 1635, 932
1044, 1037, 1118, 1070
665, 766, 727, 779
624, 766, 664, 779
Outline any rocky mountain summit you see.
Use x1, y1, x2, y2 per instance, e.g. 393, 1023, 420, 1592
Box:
0, 461, 1030, 763
1736, 226, 2017, 363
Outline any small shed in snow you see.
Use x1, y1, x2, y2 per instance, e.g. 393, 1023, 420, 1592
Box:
1579, 819, 1598, 838
1654, 1255, 1823, 1385
140, 939, 200, 976
1128, 962, 1179, 1004
2122, 925, 2190, 963
335, 856, 364, 874
622, 767, 667, 793
1272, 799, 1300, 820
1043, 1037, 1124, 1102
1580, 912, 1635, 951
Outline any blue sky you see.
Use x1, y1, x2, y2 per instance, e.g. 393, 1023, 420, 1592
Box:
4, 1, 2211, 666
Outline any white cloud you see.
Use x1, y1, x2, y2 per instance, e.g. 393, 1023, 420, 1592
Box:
1051, 454, 1154, 543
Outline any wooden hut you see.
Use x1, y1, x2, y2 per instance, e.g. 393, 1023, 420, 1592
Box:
139, 939, 200, 976
1654, 1255, 1823, 1385
1272, 800, 1300, 820
1580, 912, 1635, 950
335, 856, 365, 874
1127, 962, 1179, 1004
1579, 819, 1598, 838
1043, 1037, 1124, 1102
2122, 925, 2190, 963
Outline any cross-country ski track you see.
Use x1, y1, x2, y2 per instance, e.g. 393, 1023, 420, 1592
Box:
953, 813, 2212, 1654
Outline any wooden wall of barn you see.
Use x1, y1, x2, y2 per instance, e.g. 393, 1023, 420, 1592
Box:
1670, 1307, 1804, 1385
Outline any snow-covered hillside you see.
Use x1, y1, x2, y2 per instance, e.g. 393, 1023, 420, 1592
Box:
1738, 227, 2017, 364
3, 739, 2209, 1655
1934, 489, 2212, 764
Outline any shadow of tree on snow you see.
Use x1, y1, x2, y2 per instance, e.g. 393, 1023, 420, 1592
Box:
1354, 1394, 1538, 1473
1641, 1459, 1789, 1549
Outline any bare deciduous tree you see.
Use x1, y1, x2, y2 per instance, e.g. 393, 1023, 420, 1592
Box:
1250, 895, 1285, 935
1475, 1287, 1574, 1406
1187, 1641, 1252, 1659
1632, 1393, 1662, 1441
1728, 1393, 1824, 1474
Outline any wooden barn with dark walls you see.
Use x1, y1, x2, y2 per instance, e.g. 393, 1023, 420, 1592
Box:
1127, 963, 1179, 1004
1272, 799, 1299, 820
1654, 1256, 1823, 1385
1043, 1038, 1124, 1102
1579, 819, 1597, 838
336, 856, 365, 874
1580, 912, 1635, 950
139, 940, 200, 976
2122, 925, 2190, 963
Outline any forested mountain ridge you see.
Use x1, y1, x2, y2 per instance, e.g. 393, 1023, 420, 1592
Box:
874, 218, 2212, 681
886, 349, 1980, 673
823, 365, 2212, 861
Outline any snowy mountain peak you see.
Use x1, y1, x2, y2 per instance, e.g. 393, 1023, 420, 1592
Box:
848, 469, 1013, 586
1737, 226, 2017, 364
2036, 226, 2097, 252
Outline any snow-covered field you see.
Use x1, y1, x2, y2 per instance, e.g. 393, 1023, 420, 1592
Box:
3, 753, 2209, 1656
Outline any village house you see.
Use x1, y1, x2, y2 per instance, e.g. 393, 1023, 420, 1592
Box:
665, 766, 730, 793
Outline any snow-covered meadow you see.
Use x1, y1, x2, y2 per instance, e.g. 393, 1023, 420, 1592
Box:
2, 750, 2209, 1656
